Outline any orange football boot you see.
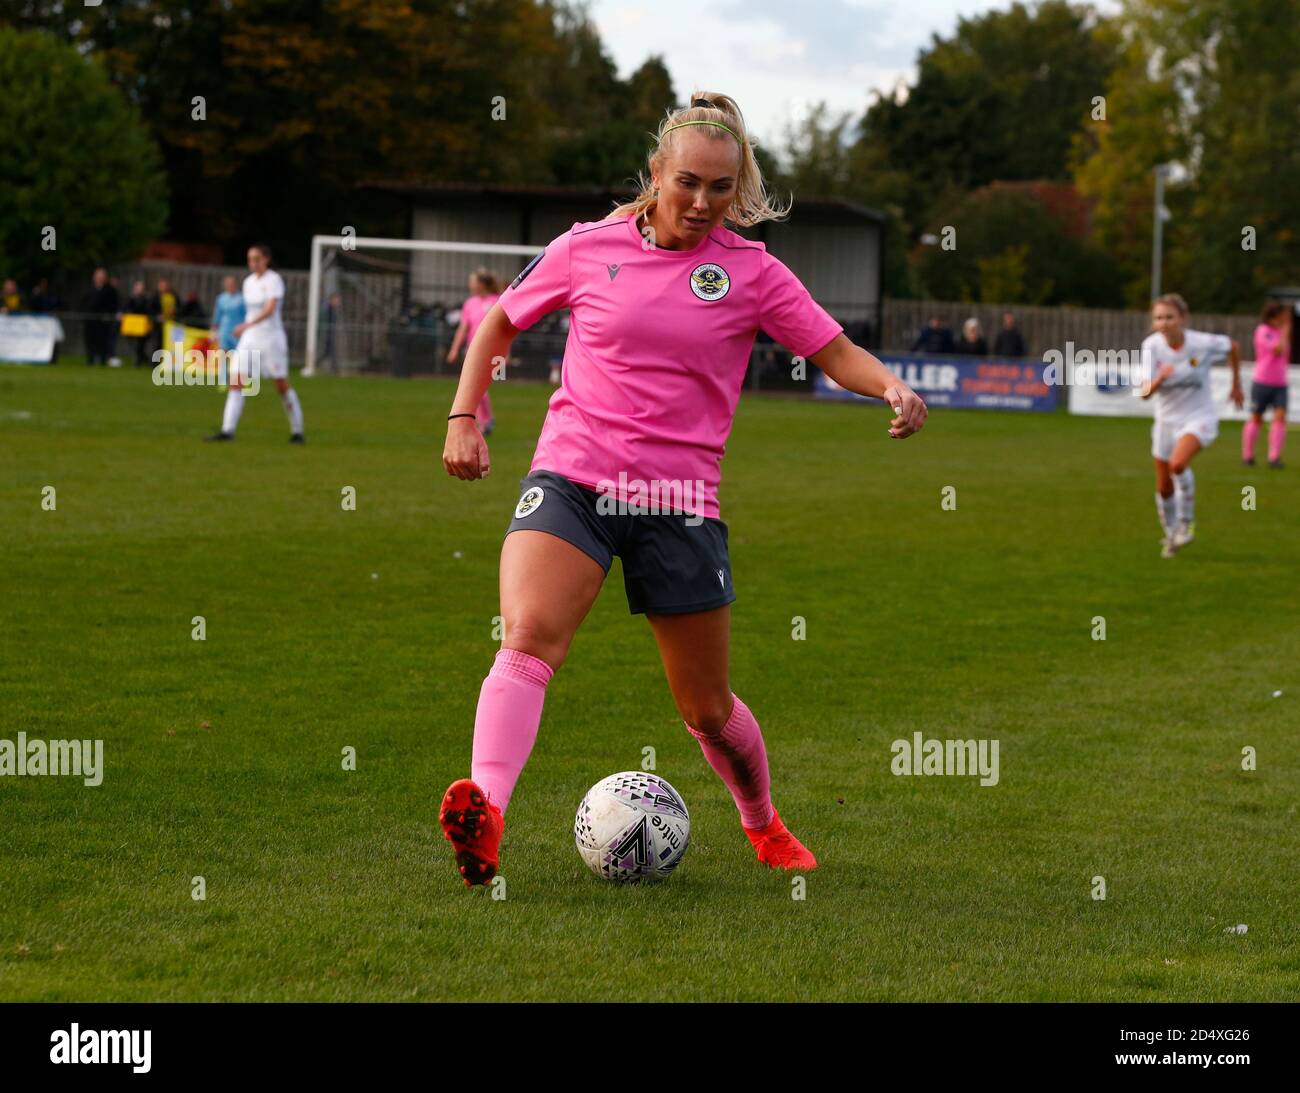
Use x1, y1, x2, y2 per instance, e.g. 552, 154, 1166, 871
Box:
439, 778, 504, 886
742, 807, 818, 870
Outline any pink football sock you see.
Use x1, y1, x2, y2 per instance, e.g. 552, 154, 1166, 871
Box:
470, 647, 553, 814
476, 391, 494, 430
684, 693, 774, 830
1243, 418, 1260, 461
1269, 420, 1286, 462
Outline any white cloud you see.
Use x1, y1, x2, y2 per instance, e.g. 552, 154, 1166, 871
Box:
588, 0, 1050, 147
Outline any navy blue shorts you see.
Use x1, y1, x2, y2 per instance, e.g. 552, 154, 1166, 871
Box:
1251, 382, 1288, 414
504, 470, 735, 616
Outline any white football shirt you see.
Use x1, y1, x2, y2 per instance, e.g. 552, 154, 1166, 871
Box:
1140, 328, 1231, 422
239, 269, 287, 347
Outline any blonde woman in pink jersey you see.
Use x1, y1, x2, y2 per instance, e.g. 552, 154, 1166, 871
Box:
1242, 301, 1291, 469
446, 269, 502, 435
437, 92, 927, 887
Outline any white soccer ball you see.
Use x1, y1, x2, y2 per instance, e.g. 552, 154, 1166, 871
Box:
574, 771, 690, 883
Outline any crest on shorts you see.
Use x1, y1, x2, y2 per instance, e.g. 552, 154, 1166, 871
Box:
689, 263, 730, 301
514, 486, 544, 519
1188, 356, 1199, 367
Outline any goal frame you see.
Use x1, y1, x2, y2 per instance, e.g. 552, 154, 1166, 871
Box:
303, 234, 543, 376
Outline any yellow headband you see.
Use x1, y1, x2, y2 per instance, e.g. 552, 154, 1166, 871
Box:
659, 120, 743, 145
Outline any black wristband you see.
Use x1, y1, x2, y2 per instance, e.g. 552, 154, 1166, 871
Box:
447, 412, 476, 421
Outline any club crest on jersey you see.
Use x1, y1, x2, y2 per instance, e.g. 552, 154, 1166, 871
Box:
689, 263, 730, 301
514, 486, 544, 519
1189, 356, 1199, 367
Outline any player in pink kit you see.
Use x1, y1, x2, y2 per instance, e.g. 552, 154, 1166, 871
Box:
437, 92, 928, 886
446, 269, 501, 435
1242, 301, 1291, 469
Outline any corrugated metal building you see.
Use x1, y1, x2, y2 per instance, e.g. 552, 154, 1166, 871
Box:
364, 182, 884, 343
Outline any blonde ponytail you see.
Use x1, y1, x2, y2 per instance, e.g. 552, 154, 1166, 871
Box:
607, 91, 791, 229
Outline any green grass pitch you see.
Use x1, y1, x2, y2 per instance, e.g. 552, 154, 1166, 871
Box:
2, 361, 1297, 1001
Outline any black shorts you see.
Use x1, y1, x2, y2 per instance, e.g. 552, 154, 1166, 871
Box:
1250, 382, 1289, 414
504, 470, 736, 616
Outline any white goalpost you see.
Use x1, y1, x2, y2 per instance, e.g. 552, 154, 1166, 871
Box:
303, 234, 543, 376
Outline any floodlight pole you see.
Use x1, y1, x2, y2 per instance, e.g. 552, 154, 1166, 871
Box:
1150, 164, 1173, 303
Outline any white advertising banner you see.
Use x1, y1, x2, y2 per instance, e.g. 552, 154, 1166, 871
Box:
1069, 363, 1300, 423
0, 315, 64, 364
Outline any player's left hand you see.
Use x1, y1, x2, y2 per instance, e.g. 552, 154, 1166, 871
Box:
1230, 384, 1245, 410
882, 382, 927, 438
233, 323, 247, 338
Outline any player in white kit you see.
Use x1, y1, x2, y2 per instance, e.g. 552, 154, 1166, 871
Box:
207, 244, 305, 443
1138, 293, 1242, 557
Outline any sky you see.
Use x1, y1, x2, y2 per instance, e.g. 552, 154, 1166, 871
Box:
589, 0, 1056, 151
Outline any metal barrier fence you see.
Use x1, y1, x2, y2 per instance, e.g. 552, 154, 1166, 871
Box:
25, 267, 1265, 383
34, 309, 840, 391
884, 298, 1260, 358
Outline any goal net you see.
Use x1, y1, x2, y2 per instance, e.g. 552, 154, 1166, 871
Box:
304, 234, 561, 378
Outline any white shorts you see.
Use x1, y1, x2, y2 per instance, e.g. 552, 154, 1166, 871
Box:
1152, 415, 1217, 461
235, 334, 289, 382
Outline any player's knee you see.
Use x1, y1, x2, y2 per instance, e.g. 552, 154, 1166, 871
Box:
1170, 458, 1188, 476
502, 618, 567, 672
678, 695, 733, 736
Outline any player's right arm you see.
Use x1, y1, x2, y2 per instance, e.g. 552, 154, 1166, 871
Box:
1138, 339, 1172, 399
442, 302, 520, 480
1141, 365, 1175, 398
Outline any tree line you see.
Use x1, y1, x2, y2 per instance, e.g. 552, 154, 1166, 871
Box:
3, 0, 1295, 312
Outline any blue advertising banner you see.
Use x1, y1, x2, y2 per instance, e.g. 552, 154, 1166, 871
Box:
814, 354, 1057, 412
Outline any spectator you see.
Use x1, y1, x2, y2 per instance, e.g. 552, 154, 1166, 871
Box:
955, 317, 988, 355
992, 311, 1027, 357
149, 277, 178, 361
108, 275, 123, 365
151, 277, 178, 325
322, 291, 341, 371
81, 267, 119, 366
178, 290, 205, 324
211, 275, 246, 355
910, 315, 955, 354
2, 278, 22, 312
120, 280, 153, 367
29, 278, 62, 313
